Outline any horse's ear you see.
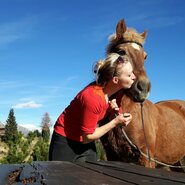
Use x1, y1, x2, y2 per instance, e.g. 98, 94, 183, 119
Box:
116, 19, 127, 40
141, 30, 147, 40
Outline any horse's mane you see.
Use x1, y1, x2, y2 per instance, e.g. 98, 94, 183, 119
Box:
106, 28, 146, 54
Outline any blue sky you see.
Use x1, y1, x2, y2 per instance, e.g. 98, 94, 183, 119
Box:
0, 0, 185, 129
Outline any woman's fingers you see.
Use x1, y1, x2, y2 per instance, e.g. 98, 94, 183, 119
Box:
109, 99, 119, 112
115, 113, 132, 126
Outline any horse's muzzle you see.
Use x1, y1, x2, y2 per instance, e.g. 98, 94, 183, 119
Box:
126, 80, 151, 102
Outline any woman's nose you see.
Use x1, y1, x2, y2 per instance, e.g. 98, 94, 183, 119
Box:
132, 73, 136, 80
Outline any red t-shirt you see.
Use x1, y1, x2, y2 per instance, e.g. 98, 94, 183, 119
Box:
54, 85, 109, 142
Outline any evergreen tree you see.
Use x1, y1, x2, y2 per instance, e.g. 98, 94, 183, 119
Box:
32, 138, 49, 161
41, 112, 52, 142
4, 109, 18, 144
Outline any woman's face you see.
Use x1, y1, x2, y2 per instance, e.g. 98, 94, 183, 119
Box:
117, 62, 136, 89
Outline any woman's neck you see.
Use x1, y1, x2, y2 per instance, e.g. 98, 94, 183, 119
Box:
103, 82, 123, 101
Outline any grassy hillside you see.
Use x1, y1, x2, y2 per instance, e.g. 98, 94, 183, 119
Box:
0, 141, 9, 160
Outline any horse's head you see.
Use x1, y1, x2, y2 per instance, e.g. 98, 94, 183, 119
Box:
107, 19, 151, 102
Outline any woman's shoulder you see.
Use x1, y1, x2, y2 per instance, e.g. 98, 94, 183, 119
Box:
78, 84, 104, 103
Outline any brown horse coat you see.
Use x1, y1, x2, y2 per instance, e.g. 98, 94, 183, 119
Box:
122, 96, 185, 167
100, 19, 185, 170
101, 96, 185, 169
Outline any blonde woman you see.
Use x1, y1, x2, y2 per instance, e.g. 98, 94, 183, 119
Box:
49, 53, 136, 162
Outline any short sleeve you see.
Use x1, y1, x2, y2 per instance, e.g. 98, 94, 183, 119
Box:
80, 93, 102, 135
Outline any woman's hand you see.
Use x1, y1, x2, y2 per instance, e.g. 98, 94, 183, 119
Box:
114, 113, 132, 126
109, 99, 119, 114
109, 99, 132, 126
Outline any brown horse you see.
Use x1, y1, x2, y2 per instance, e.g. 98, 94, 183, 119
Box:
100, 19, 185, 171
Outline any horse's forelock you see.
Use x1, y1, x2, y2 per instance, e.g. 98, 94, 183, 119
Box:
123, 29, 145, 45
107, 28, 145, 54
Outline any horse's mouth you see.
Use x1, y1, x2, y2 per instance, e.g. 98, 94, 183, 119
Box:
129, 94, 147, 103
133, 93, 148, 103
125, 89, 149, 103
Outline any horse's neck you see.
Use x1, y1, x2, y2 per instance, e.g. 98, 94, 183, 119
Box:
121, 95, 155, 114
121, 95, 137, 112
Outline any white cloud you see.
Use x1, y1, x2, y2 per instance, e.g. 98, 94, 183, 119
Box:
12, 101, 43, 109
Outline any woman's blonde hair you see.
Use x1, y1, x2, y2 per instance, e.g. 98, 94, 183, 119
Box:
93, 53, 132, 86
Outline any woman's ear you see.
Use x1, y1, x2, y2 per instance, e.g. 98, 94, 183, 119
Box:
112, 76, 119, 84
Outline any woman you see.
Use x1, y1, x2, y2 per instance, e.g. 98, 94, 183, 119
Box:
49, 53, 136, 162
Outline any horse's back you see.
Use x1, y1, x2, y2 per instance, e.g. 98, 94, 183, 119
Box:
156, 99, 185, 105
155, 99, 185, 117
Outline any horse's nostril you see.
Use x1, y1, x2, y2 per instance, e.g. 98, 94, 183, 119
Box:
137, 81, 143, 92
136, 80, 150, 93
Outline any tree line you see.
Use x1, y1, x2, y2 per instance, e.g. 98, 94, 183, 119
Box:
0, 109, 52, 164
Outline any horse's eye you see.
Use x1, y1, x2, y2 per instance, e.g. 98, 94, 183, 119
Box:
117, 50, 126, 56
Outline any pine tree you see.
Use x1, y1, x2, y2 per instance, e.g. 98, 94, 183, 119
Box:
4, 109, 18, 144
41, 112, 52, 142
32, 138, 49, 161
